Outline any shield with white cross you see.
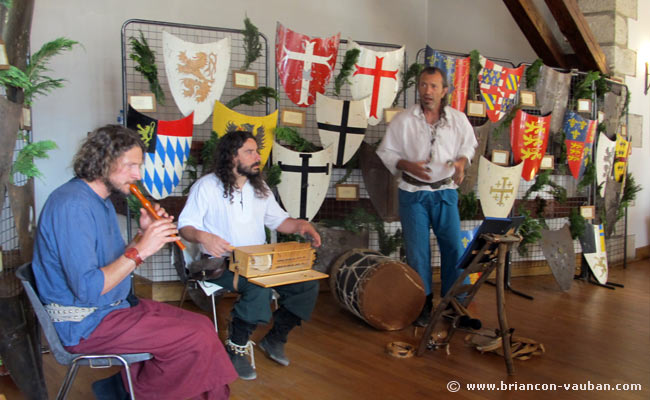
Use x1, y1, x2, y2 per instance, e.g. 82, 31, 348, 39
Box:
272, 142, 334, 221
162, 31, 230, 125
348, 39, 404, 126
316, 92, 368, 166
276, 22, 339, 107
477, 156, 523, 218
126, 106, 194, 199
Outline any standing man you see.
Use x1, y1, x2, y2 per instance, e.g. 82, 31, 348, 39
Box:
377, 66, 478, 327
32, 125, 237, 399
178, 130, 321, 381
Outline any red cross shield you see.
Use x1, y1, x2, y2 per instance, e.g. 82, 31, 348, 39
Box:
510, 109, 551, 181
276, 23, 340, 107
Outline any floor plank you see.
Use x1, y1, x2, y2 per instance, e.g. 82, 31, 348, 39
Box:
1, 261, 648, 399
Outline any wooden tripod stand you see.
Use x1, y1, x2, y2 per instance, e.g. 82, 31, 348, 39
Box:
416, 233, 522, 375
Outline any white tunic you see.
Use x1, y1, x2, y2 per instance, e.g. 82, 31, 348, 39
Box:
376, 104, 477, 192
178, 174, 289, 254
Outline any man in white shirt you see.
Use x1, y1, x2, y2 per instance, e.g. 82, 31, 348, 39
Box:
178, 131, 321, 381
376, 66, 477, 327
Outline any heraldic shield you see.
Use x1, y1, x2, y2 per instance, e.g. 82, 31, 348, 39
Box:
276, 23, 339, 107
316, 92, 368, 166
212, 100, 278, 169
579, 223, 608, 285
510, 109, 551, 181
478, 156, 523, 218
272, 142, 333, 221
424, 46, 470, 112
162, 31, 230, 125
540, 225, 575, 292
534, 65, 571, 134
349, 39, 404, 126
614, 133, 629, 182
126, 106, 194, 200
563, 111, 596, 180
459, 120, 490, 194
596, 132, 616, 198
478, 56, 524, 122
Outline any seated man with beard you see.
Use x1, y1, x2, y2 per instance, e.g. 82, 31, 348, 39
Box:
178, 130, 321, 381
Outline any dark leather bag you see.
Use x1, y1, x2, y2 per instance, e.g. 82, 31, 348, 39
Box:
187, 256, 228, 280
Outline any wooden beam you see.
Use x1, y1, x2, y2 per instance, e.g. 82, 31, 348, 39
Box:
502, 0, 569, 68
544, 0, 610, 74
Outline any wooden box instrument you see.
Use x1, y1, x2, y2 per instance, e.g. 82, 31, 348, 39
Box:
229, 241, 328, 287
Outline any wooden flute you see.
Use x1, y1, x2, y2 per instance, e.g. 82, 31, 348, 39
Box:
129, 184, 186, 250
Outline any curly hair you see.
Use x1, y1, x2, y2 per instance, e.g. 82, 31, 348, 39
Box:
73, 125, 145, 182
212, 130, 269, 202
418, 66, 449, 124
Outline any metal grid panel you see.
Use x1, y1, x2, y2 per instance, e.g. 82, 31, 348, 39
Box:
121, 19, 269, 282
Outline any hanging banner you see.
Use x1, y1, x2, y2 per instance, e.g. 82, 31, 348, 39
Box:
424, 46, 470, 112
126, 106, 194, 199
595, 132, 616, 197
212, 100, 278, 169
478, 56, 524, 122
534, 65, 571, 134
613, 133, 629, 182
477, 156, 523, 218
349, 39, 404, 126
510, 109, 551, 181
580, 223, 608, 285
275, 22, 339, 107
272, 142, 333, 221
540, 225, 575, 292
316, 93, 368, 166
162, 31, 230, 125
563, 111, 596, 180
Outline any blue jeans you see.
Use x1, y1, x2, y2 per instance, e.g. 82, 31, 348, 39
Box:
399, 188, 468, 296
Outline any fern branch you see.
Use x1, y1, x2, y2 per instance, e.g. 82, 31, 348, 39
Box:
11, 140, 58, 182
393, 62, 423, 106
333, 48, 360, 96
225, 87, 278, 109
525, 58, 543, 89
468, 50, 481, 100
242, 16, 262, 71
274, 126, 317, 152
129, 31, 164, 105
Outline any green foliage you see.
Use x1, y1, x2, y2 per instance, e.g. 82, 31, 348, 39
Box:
621, 86, 631, 124
321, 208, 403, 256
568, 207, 586, 240
264, 164, 282, 188
274, 126, 317, 152
333, 48, 360, 96
571, 71, 600, 109
0, 38, 78, 106
523, 169, 567, 203
241, 16, 262, 71
10, 139, 57, 182
458, 189, 479, 220
335, 151, 360, 184
516, 207, 543, 257
492, 104, 521, 139
595, 74, 611, 100
617, 172, 641, 222
277, 232, 306, 243
577, 158, 596, 191
525, 58, 543, 89
182, 155, 198, 195
201, 131, 221, 171
393, 62, 424, 106
1, 0, 12, 9
225, 87, 278, 109
555, 134, 568, 175
468, 50, 481, 100
130, 31, 164, 105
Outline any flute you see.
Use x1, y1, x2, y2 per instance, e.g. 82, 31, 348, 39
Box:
129, 184, 186, 250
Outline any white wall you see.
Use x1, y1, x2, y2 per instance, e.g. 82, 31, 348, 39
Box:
624, 1, 650, 248
30, 0, 649, 247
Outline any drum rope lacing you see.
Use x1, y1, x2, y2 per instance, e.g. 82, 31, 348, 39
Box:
334, 252, 383, 320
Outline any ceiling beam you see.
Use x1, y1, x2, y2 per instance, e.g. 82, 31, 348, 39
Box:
544, 0, 610, 74
502, 0, 569, 69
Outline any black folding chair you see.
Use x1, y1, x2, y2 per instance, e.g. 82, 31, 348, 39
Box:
15, 263, 151, 400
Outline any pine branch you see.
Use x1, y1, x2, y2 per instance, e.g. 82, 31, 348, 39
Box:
333, 48, 360, 96
525, 58, 543, 89
568, 207, 586, 240
129, 31, 165, 105
274, 126, 317, 152
225, 87, 278, 109
571, 71, 600, 109
242, 16, 262, 71
468, 50, 481, 100
492, 104, 521, 139
393, 62, 423, 106
577, 158, 596, 191
264, 164, 282, 188
11, 140, 58, 182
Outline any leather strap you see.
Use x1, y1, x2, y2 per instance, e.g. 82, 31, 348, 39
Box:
402, 173, 452, 189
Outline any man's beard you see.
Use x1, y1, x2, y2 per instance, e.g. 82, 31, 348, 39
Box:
237, 162, 261, 179
103, 176, 129, 196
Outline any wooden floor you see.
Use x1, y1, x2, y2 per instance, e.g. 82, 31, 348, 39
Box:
2, 260, 649, 400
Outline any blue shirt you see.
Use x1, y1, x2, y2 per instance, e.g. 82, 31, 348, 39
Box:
32, 178, 131, 346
